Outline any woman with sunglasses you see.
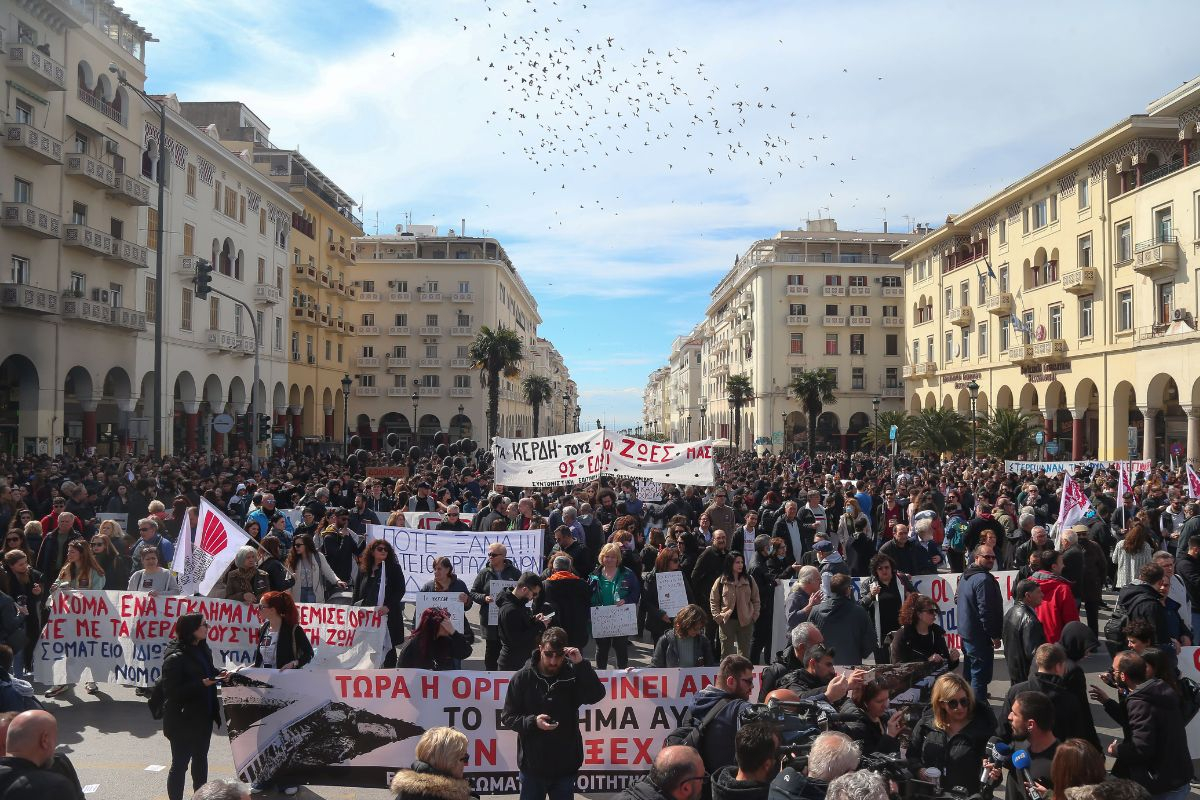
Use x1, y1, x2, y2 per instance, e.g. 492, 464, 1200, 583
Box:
389, 726, 473, 800
2, 528, 34, 564
47, 539, 106, 697
434, 506, 470, 531
5, 510, 32, 537
908, 673, 996, 794
91, 526, 131, 593
890, 593, 960, 668
353, 538, 406, 668
161, 613, 227, 800
285, 533, 346, 604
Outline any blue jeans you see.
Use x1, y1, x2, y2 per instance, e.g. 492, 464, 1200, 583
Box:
519, 770, 575, 800
962, 639, 994, 701
1150, 784, 1190, 800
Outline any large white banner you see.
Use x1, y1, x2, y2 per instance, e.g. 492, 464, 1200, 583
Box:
492, 430, 715, 487
1004, 459, 1151, 475
34, 591, 391, 686
365, 526, 543, 595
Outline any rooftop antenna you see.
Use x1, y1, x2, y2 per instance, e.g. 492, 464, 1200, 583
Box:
882, 207, 887, 234
372, 211, 380, 236
903, 214, 914, 233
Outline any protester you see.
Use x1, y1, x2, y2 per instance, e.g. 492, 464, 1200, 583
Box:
589, 542, 640, 669
651, 604, 716, 668
908, 672, 996, 796
541, 554, 590, 650
889, 593, 958, 668
469, 544, 522, 671
389, 726, 476, 800
421, 556, 474, 651
987, 689, 1060, 800
615, 745, 707, 800
213, 546, 268, 604
957, 544, 1003, 700
1030, 549, 1081, 644
709, 552, 759, 658
711, 720, 778, 800
859, 553, 912, 663
641, 548, 692, 643
497, 572, 548, 671
683, 654, 755, 774
747, 534, 777, 664
397, 607, 471, 671
809, 574, 874, 666
1, 552, 41, 679
285, 532, 346, 603
0, 710, 80, 797
162, 614, 227, 800
998, 644, 1100, 752
783, 566, 822, 632
352, 538, 406, 668
1113, 523, 1155, 589
835, 680, 904, 755
127, 546, 179, 594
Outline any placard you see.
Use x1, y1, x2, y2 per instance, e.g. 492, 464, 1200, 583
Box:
656, 571, 688, 619
365, 526, 542, 595
492, 430, 714, 487
634, 479, 664, 502
412, 592, 467, 634
1003, 459, 1150, 476
487, 580, 516, 626
590, 603, 638, 638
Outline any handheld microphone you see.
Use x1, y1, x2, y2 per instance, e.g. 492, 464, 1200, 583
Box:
979, 741, 1012, 787
1011, 749, 1043, 800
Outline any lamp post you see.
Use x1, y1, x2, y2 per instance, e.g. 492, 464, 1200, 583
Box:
457, 404, 464, 438
562, 392, 570, 434
340, 374, 352, 457
872, 396, 881, 454
699, 397, 707, 439
411, 390, 420, 451
110, 63, 165, 458
967, 379, 980, 462
687, 414, 692, 440
781, 412, 787, 454
575, 405, 580, 432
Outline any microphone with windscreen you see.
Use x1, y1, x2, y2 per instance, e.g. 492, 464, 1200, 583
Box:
1011, 749, 1044, 800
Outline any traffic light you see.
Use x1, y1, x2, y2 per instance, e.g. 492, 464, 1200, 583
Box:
193, 257, 213, 299
258, 414, 272, 442
237, 414, 251, 442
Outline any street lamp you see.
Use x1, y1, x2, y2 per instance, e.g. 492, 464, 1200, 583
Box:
781, 412, 787, 454
457, 403, 464, 438
967, 380, 980, 462
411, 390, 420, 450
340, 374, 352, 457
699, 397, 707, 439
562, 392, 570, 434
575, 405, 581, 432
110, 63, 166, 458
872, 396, 881, 454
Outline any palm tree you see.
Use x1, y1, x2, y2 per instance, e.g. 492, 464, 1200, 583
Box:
725, 374, 754, 450
521, 374, 553, 437
468, 325, 524, 444
858, 410, 909, 452
978, 408, 1041, 459
788, 370, 837, 462
905, 407, 971, 456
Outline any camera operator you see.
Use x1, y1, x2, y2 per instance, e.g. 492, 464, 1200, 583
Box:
768, 731, 860, 800
984, 691, 1058, 800
777, 645, 867, 709
825, 771, 889, 800
616, 746, 708, 800
760, 623, 824, 701
713, 721, 781, 800
835, 680, 904, 756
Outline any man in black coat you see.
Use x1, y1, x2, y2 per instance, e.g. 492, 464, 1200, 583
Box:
497, 573, 549, 671
1061, 524, 1106, 635
0, 711, 83, 799
1175, 533, 1200, 638
1117, 563, 1170, 647
547, 525, 589, 580
1108, 650, 1194, 797
616, 745, 707, 800
501, 627, 606, 799
996, 643, 1100, 751
964, 503, 1004, 557
691, 529, 729, 649
1002, 579, 1046, 684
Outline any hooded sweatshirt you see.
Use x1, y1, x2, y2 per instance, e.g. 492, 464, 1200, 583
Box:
688, 685, 751, 772
711, 765, 771, 800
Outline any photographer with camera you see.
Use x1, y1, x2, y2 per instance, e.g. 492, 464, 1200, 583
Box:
835, 680, 905, 756
760, 623, 823, 701
712, 721, 781, 800
679, 654, 757, 775
775, 645, 867, 709
984, 691, 1058, 800
769, 731, 861, 800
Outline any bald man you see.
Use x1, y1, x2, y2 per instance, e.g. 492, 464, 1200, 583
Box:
616, 745, 707, 800
0, 710, 82, 797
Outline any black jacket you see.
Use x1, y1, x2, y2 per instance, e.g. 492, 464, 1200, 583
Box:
253, 621, 314, 669
650, 629, 716, 668
711, 765, 770, 800
1117, 582, 1168, 644
834, 698, 900, 755
909, 702, 997, 794
541, 572, 591, 649
808, 595, 875, 666
1175, 551, 1200, 609
615, 775, 671, 800
259, 555, 294, 593
998, 670, 1101, 751
500, 654, 606, 778
1001, 602, 1046, 684
640, 569, 694, 637
889, 623, 954, 667
0, 756, 82, 799
396, 631, 471, 670
687, 686, 751, 772
320, 531, 364, 582
758, 646, 806, 701
1114, 678, 1194, 793
468, 559, 521, 634
690, 546, 728, 616
161, 640, 221, 742
497, 588, 543, 671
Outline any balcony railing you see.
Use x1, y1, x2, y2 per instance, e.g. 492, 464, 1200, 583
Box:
901, 363, 935, 378
882, 316, 904, 327
450, 292, 475, 303
848, 286, 871, 296
848, 316, 872, 327
947, 307, 973, 327
1007, 344, 1035, 363
1031, 339, 1068, 361
108, 239, 148, 268
419, 291, 442, 302
63, 224, 113, 257
65, 152, 115, 189
450, 326, 473, 336
356, 356, 379, 367
786, 315, 809, 326
389, 326, 410, 336
985, 292, 1013, 315
389, 291, 411, 302
2, 202, 61, 239
4, 123, 63, 165
822, 315, 846, 326
358, 325, 380, 335
822, 286, 846, 297
418, 358, 442, 368
254, 284, 281, 304
450, 387, 473, 397
386, 357, 411, 368
0, 284, 59, 315
418, 326, 441, 336
386, 387, 409, 397
355, 386, 381, 397
882, 387, 904, 397
61, 295, 114, 326
1141, 159, 1184, 185
358, 291, 381, 302
417, 386, 443, 397
7, 46, 65, 92
76, 88, 124, 124
1061, 267, 1097, 295
450, 358, 472, 368
291, 306, 317, 324
784, 285, 810, 296
1133, 237, 1179, 277
881, 286, 904, 297
205, 329, 241, 352
108, 171, 152, 205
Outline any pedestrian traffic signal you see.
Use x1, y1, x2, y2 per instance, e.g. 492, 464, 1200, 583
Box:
258, 414, 272, 442
194, 258, 213, 299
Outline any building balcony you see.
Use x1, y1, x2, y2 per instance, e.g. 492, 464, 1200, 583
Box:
63, 224, 113, 257
386, 357, 411, 369
389, 291, 411, 302
4, 123, 63, 165
389, 325, 410, 336
882, 386, 904, 397
204, 328, 241, 352
291, 306, 318, 325
318, 271, 331, 288
785, 285, 810, 296
786, 315, 809, 326
65, 152, 115, 189
358, 291, 381, 302
386, 387, 409, 397
356, 356, 379, 368
76, 87, 124, 125
822, 286, 846, 297
986, 292, 1013, 315
450, 358, 472, 368
317, 311, 330, 326
1007, 344, 1035, 363
2, 202, 61, 239
335, 278, 346, 295
236, 336, 257, 357
417, 386, 442, 397
419, 291, 442, 302
849, 315, 872, 327
712, 363, 730, 377
1061, 267, 1097, 295
450, 326, 473, 336
736, 292, 753, 310
947, 306, 973, 327
254, 284, 281, 304
0, 284, 59, 315
1133, 237, 1179, 279
734, 318, 752, 336
327, 241, 351, 265
881, 286, 904, 297
848, 286, 871, 296
901, 363, 936, 378
418, 326, 441, 336
418, 358, 442, 368
332, 318, 346, 333
7, 46, 66, 92
61, 294, 113, 326
822, 315, 846, 326
293, 262, 317, 284
355, 386, 381, 397
450, 387, 473, 397
882, 316, 904, 328
358, 325, 380, 335
108, 239, 148, 269
450, 292, 474, 303
108, 171, 152, 206
177, 255, 201, 276
1031, 338, 1068, 361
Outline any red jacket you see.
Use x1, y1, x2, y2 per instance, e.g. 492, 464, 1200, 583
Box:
1031, 570, 1079, 643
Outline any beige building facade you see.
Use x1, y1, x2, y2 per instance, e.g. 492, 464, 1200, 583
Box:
895, 77, 1200, 464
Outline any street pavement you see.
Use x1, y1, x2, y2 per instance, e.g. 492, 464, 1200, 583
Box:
45, 593, 1152, 800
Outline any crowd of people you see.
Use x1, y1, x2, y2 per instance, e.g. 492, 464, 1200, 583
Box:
0, 446, 1195, 800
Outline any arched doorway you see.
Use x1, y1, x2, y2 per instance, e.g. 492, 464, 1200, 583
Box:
418, 414, 442, 449
815, 412, 840, 452
379, 412, 412, 447
847, 412, 869, 450
449, 414, 472, 439
0, 355, 40, 454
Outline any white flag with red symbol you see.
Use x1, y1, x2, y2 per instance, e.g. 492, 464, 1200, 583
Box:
1187, 464, 1200, 500
1059, 472, 1092, 532
177, 499, 250, 596
1116, 462, 1134, 510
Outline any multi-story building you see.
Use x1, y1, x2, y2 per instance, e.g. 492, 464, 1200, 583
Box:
643, 366, 669, 437
895, 77, 1200, 463
666, 328, 704, 441
0, 0, 155, 455
527, 337, 578, 435
347, 227, 549, 448
701, 220, 914, 451
179, 101, 364, 451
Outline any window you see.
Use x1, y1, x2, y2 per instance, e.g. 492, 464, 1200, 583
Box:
849, 304, 867, 317
1079, 296, 1093, 338
852, 367, 864, 390
181, 287, 192, 331
885, 334, 898, 356
394, 280, 409, 292
944, 332, 953, 364
239, 195, 246, 224
10, 256, 30, 285
209, 296, 220, 330
362, 313, 375, 325
456, 312, 470, 326
960, 328, 970, 359
1049, 304, 1063, 340
944, 288, 952, 314
426, 281, 439, 292
359, 374, 375, 388
1157, 282, 1174, 325
912, 340, 919, 363
458, 281, 470, 293
825, 368, 838, 388
789, 333, 803, 354
337, 343, 343, 362
998, 264, 1009, 292
186, 164, 196, 197
787, 274, 804, 286
1078, 234, 1092, 269
362, 345, 375, 358
425, 344, 438, 358
1078, 179, 1089, 210
978, 321, 988, 356
276, 266, 283, 290
825, 334, 839, 355
850, 334, 865, 355
1021, 311, 1034, 340
426, 314, 438, 326
71, 202, 86, 225
69, 272, 85, 294
998, 219, 1007, 245
978, 277, 987, 305
454, 375, 471, 388
960, 282, 969, 307
457, 345, 469, 358
423, 375, 441, 388
999, 317, 1010, 351
111, 217, 126, 241
395, 313, 408, 326
73, 133, 88, 154
12, 179, 31, 204
274, 316, 282, 350
849, 275, 867, 287
147, 208, 158, 250
1116, 221, 1133, 263
393, 345, 408, 358
825, 275, 842, 286
881, 275, 901, 288
214, 181, 222, 210
325, 340, 332, 360
882, 304, 898, 318
291, 332, 299, 358
1117, 289, 1133, 331
393, 374, 407, 388
1154, 206, 1173, 243
259, 209, 267, 235
825, 304, 839, 316
926, 336, 934, 363
1049, 194, 1058, 223
789, 303, 807, 315
885, 367, 899, 388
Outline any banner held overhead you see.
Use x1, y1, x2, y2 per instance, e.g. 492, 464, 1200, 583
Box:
492, 430, 715, 487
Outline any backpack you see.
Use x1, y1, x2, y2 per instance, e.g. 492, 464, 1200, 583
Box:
1180, 676, 1200, 723
147, 676, 166, 719
664, 697, 731, 751
1102, 605, 1129, 657
945, 517, 968, 551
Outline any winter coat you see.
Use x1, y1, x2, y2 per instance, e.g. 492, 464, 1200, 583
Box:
784, 586, 817, 631
216, 565, 269, 603
956, 565, 1002, 647
877, 540, 926, 576
711, 765, 771, 800
588, 565, 641, 607
758, 646, 806, 701
1117, 581, 1169, 645
615, 775, 672, 800
390, 760, 476, 800
834, 697, 900, 755
650, 629, 716, 668
999, 670, 1100, 751
641, 569, 693, 635
541, 570, 591, 649
353, 558, 407, 647
687, 686, 751, 772
1030, 570, 1080, 643
288, 551, 343, 604
161, 639, 221, 742
0, 593, 27, 656
0, 756, 80, 797
320, 530, 365, 582
0, 670, 40, 712
1001, 601, 1046, 684
808, 594, 875, 666
1064, 538, 1106, 602
690, 546, 729, 615
1113, 678, 1194, 793
860, 574, 913, 647
496, 588, 543, 671
889, 623, 955, 667
253, 621, 314, 669
259, 555, 294, 593
468, 558, 521, 635
500, 653, 606, 778
844, 530, 877, 576
709, 574, 760, 627
396, 630, 471, 670
1113, 541, 1153, 589
908, 702, 997, 794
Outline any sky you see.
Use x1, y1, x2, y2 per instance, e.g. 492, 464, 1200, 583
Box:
122, 0, 1199, 429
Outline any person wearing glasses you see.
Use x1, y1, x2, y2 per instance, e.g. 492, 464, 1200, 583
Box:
389, 726, 474, 800
470, 544, 522, 670
685, 654, 756, 775
908, 672, 997, 796
434, 505, 470, 531
161, 613, 228, 800
956, 545, 1004, 701
285, 533, 346, 604
615, 744, 707, 800
353, 538, 406, 668
130, 517, 174, 568
890, 593, 960, 669
642, 548, 694, 644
